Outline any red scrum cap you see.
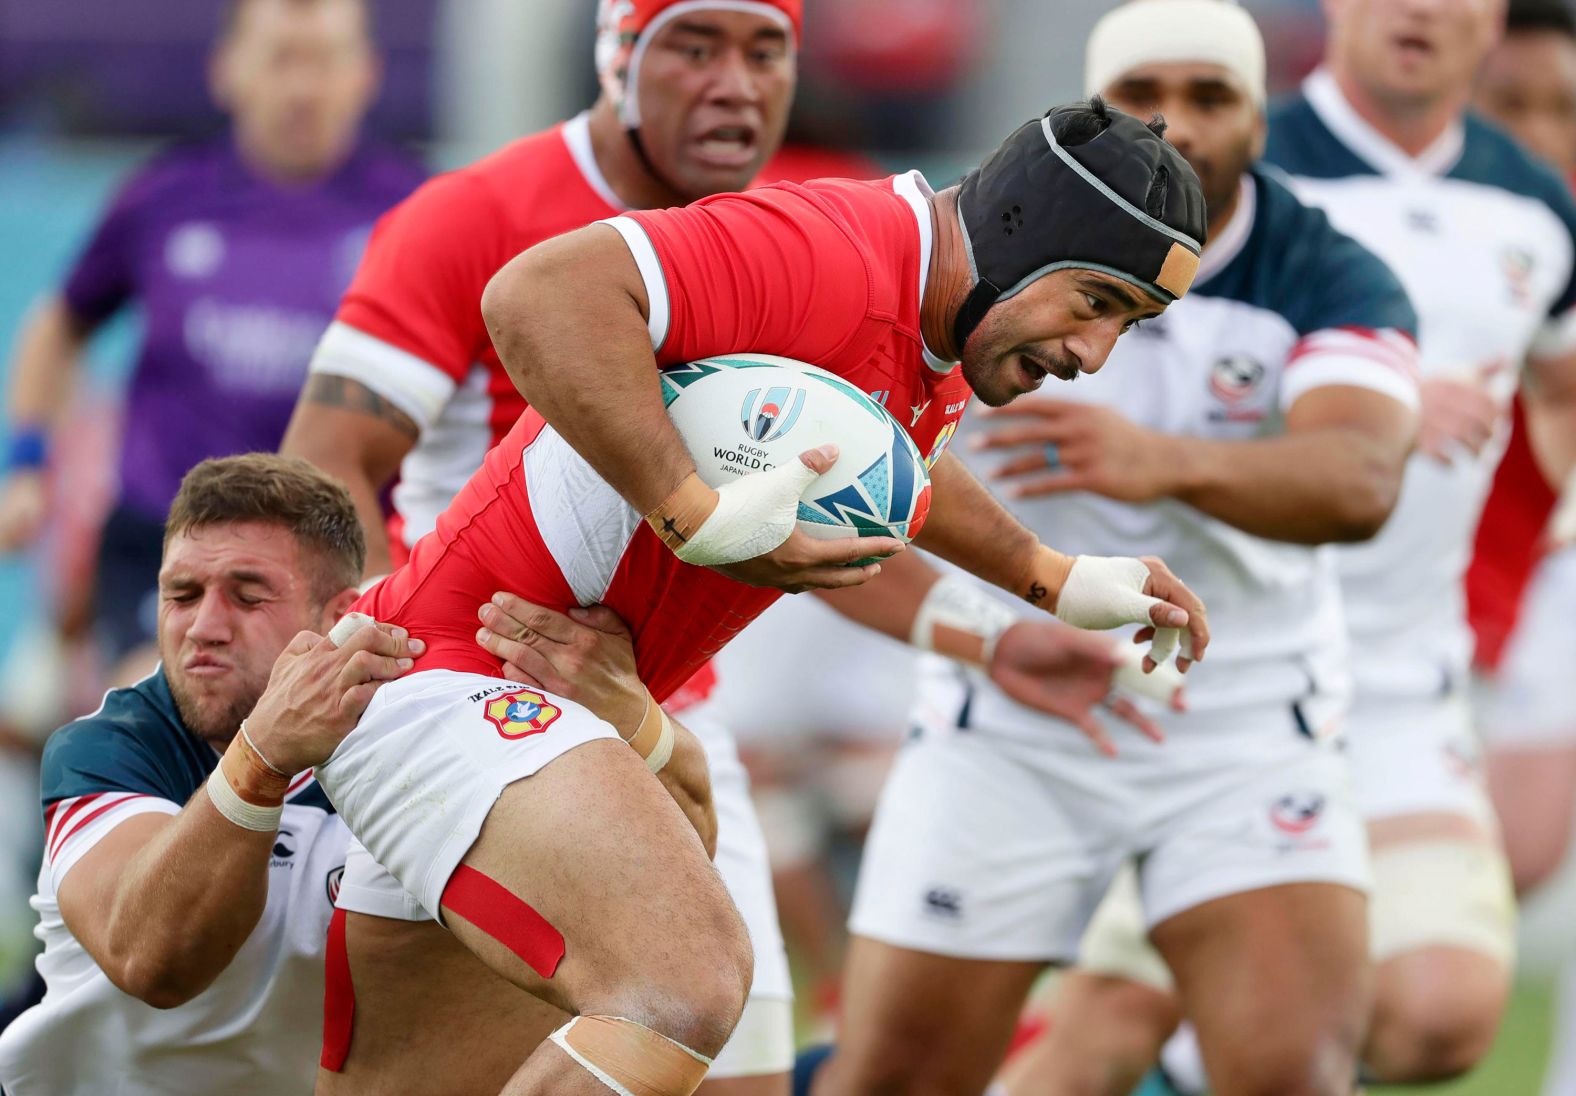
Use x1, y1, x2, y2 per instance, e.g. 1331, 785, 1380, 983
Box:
595, 0, 803, 129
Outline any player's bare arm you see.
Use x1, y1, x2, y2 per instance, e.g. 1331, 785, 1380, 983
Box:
978, 384, 1418, 543
54, 622, 419, 1008
279, 374, 420, 578
480, 224, 901, 592
818, 550, 1175, 755
474, 593, 717, 856
914, 451, 1210, 668
0, 296, 95, 551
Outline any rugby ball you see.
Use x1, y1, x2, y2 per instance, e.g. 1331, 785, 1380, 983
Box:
660, 353, 932, 544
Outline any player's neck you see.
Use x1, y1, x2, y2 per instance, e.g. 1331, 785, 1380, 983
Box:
1328, 63, 1463, 159
921, 188, 971, 364
1205, 179, 1243, 245
587, 99, 689, 210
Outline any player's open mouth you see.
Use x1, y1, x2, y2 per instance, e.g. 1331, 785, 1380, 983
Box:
1393, 33, 1434, 60
694, 125, 757, 169
1016, 355, 1049, 391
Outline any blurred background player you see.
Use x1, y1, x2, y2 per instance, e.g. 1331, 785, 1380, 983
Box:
1468, 1, 1576, 1091
281, 3, 809, 1090
806, 6, 1419, 1094
0, 0, 421, 689
1261, 0, 1576, 1082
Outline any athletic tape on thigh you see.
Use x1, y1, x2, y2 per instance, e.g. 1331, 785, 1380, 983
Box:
320, 907, 355, 1072
1369, 840, 1516, 964
440, 864, 566, 978
549, 1015, 713, 1096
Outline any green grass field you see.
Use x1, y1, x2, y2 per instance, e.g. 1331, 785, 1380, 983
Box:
1373, 978, 1556, 1096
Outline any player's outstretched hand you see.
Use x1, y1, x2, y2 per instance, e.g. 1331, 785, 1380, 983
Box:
476, 593, 646, 734
1134, 556, 1209, 672
245, 622, 424, 776
711, 445, 905, 593
973, 399, 1174, 502
1418, 372, 1502, 464
989, 622, 1170, 757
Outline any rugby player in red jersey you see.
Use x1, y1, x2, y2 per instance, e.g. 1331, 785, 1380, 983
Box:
302, 100, 1210, 1095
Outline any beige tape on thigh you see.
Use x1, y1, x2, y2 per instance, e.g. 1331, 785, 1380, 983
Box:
549, 1015, 712, 1095
1369, 839, 1516, 964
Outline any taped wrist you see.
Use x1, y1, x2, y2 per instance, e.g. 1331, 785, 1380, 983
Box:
646, 473, 720, 554
207, 732, 291, 831
1052, 555, 1165, 630
646, 461, 822, 567
549, 1015, 712, 1096
910, 575, 1020, 667
1012, 544, 1076, 611
625, 692, 676, 774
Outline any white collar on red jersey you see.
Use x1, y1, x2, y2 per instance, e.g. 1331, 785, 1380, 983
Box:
563, 111, 628, 212
892, 170, 958, 375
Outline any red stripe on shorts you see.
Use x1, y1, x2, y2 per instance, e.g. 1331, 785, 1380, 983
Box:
440, 864, 565, 979
320, 907, 355, 1072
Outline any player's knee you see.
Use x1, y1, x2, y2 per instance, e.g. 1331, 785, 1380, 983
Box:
1366, 987, 1499, 1081
1214, 1024, 1361, 1096
600, 918, 752, 1059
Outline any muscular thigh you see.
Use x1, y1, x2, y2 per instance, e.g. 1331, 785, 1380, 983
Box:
1152, 883, 1370, 1092
317, 913, 565, 1096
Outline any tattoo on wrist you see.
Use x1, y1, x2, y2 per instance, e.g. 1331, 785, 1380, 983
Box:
304, 375, 419, 440
1026, 581, 1050, 605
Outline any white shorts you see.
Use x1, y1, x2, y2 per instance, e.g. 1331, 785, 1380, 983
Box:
849, 695, 1370, 963
710, 593, 916, 746
333, 691, 795, 1078
1345, 690, 1495, 825
316, 669, 620, 922
1480, 547, 1576, 750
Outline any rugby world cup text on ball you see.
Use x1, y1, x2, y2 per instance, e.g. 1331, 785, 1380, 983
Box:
716, 442, 776, 475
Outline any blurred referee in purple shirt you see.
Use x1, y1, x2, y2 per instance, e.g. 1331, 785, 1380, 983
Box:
0, 0, 422, 680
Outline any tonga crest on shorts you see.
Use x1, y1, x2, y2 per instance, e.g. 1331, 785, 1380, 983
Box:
485, 688, 562, 739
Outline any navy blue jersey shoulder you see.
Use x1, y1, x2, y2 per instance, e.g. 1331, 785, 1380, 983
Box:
1455, 115, 1576, 312
1198, 167, 1417, 339
40, 671, 214, 810
1262, 93, 1375, 180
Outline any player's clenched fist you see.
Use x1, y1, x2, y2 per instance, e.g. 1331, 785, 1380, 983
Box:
243, 622, 425, 776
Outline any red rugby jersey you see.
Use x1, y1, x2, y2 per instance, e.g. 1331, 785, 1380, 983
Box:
357, 172, 972, 701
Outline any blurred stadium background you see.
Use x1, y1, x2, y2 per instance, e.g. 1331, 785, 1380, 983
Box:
0, 1, 1570, 1091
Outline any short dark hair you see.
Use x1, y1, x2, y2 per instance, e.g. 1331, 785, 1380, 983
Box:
1050, 96, 1168, 148
1507, 0, 1576, 37
165, 454, 365, 602
218, 0, 373, 41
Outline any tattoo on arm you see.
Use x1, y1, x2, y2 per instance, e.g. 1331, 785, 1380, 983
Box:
302, 374, 420, 440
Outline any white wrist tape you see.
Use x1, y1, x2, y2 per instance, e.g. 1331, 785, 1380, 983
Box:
675, 460, 823, 567
328, 611, 378, 648
1053, 556, 1164, 630
206, 768, 283, 832
645, 711, 676, 775
1112, 642, 1186, 704
1552, 467, 1576, 548
910, 575, 1020, 667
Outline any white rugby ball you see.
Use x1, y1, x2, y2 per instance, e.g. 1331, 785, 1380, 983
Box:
660, 353, 932, 544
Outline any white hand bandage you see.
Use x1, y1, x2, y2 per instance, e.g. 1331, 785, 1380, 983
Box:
1112, 642, 1185, 704
658, 461, 823, 567
327, 611, 378, 648
1053, 556, 1164, 630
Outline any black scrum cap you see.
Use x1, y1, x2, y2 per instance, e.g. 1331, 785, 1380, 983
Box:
953, 101, 1208, 350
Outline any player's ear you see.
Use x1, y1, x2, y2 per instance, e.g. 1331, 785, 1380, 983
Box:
208, 42, 238, 112
321, 586, 361, 631
1251, 109, 1267, 162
